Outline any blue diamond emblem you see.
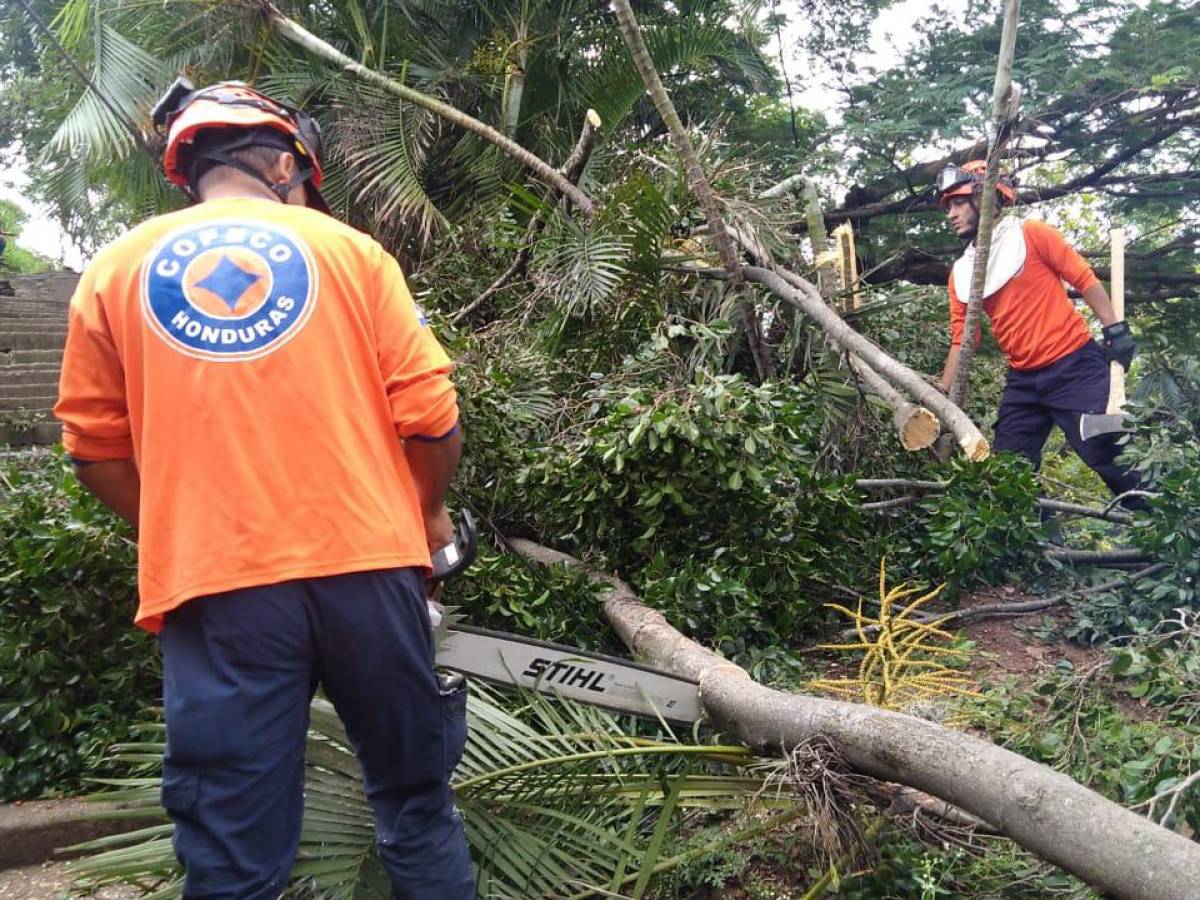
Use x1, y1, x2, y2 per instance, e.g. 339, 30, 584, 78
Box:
194, 255, 262, 312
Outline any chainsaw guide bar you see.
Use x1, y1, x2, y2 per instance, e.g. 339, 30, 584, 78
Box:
437, 625, 703, 724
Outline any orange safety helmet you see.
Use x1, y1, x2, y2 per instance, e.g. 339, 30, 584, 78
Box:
152, 78, 329, 213
935, 160, 1017, 208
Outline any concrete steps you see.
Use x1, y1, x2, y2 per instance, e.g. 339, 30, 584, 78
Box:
0, 395, 56, 411
1, 349, 63, 366
0, 326, 69, 336
4, 382, 59, 399
0, 273, 76, 445
0, 331, 68, 351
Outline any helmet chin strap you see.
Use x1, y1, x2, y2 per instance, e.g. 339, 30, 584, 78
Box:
188, 146, 312, 204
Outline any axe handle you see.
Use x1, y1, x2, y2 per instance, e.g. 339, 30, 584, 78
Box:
1106, 228, 1126, 416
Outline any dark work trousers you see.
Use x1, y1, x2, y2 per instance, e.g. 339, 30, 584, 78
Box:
993, 340, 1141, 502
158, 568, 475, 900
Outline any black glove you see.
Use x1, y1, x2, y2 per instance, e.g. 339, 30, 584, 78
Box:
1102, 321, 1136, 370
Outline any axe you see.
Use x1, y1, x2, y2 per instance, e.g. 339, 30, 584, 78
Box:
1080, 229, 1127, 442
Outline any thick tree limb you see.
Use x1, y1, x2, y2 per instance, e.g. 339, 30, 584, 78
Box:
609, 0, 771, 380
451, 109, 601, 324
263, 3, 597, 216
800, 185, 939, 450
1044, 548, 1155, 566
743, 266, 989, 459
855, 480, 1136, 525
507, 538, 1200, 900
856, 478, 949, 491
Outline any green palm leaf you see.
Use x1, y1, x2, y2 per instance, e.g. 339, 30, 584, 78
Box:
69, 680, 778, 899
537, 220, 631, 320
576, 18, 773, 132
45, 22, 170, 161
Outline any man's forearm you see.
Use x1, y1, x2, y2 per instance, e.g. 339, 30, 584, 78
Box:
939, 346, 962, 393
1082, 283, 1118, 326
405, 427, 462, 514
73, 458, 140, 528
404, 427, 463, 552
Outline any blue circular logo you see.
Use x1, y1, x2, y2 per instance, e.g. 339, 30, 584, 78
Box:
142, 220, 317, 361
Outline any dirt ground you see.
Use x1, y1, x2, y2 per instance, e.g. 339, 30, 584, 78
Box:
955, 586, 1106, 684
0, 863, 142, 900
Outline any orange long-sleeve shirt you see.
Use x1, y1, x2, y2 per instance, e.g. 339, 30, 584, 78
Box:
55, 198, 459, 632
950, 219, 1098, 371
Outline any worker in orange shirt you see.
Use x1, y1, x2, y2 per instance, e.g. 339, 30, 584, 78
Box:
934, 161, 1142, 505
54, 79, 474, 898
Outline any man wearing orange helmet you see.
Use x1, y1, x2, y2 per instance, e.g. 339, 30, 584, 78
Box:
54, 79, 474, 898
933, 161, 1142, 504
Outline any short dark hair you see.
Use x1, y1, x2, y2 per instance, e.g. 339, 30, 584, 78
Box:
187, 126, 297, 192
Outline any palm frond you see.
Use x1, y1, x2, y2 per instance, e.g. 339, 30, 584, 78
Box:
536, 220, 631, 320
335, 79, 449, 242
44, 22, 170, 161
576, 19, 773, 132
71, 680, 779, 899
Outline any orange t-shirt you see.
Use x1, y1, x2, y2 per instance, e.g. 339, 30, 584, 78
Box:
55, 198, 459, 632
950, 219, 1099, 371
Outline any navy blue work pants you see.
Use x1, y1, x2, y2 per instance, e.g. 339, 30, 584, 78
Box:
993, 341, 1141, 501
158, 568, 475, 899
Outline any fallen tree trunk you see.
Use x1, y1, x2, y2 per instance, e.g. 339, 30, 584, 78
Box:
742, 266, 990, 459
508, 538, 1200, 900
849, 357, 941, 451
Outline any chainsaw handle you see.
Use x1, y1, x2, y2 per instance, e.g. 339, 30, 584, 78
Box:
428, 509, 478, 583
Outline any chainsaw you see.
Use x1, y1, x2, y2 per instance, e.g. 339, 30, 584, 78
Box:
427, 511, 703, 725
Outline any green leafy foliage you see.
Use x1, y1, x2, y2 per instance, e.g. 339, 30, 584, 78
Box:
0, 199, 52, 274
520, 358, 861, 652
445, 535, 616, 653
972, 661, 1200, 836
897, 455, 1046, 591
0, 451, 158, 799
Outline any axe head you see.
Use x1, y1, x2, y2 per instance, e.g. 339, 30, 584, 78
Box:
1079, 411, 1128, 442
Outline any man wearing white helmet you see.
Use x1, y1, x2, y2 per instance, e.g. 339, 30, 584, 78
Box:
934, 160, 1142, 506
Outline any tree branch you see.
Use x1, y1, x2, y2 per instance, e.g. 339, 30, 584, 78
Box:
451, 109, 601, 324
610, 0, 771, 380
263, 2, 597, 216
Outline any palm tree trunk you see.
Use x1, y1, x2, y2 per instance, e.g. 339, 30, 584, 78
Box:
609, 0, 772, 381
262, 2, 596, 217
509, 538, 1200, 900
947, 0, 1021, 406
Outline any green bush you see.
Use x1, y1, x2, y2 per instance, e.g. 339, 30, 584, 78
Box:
445, 535, 616, 652
898, 454, 1046, 592
518, 368, 863, 652
0, 451, 158, 799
